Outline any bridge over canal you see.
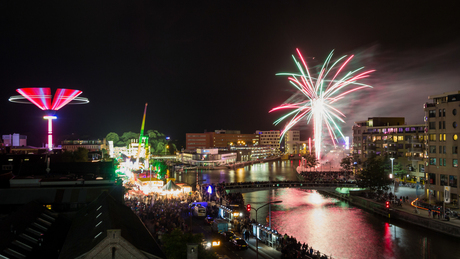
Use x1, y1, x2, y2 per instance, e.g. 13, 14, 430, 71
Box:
222, 181, 358, 193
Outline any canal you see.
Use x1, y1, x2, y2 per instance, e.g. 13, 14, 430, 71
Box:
173, 160, 460, 259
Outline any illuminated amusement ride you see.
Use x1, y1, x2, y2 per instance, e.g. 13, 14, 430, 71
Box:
9, 87, 89, 151
271, 49, 374, 160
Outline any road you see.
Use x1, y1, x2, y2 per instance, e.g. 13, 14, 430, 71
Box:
190, 216, 263, 259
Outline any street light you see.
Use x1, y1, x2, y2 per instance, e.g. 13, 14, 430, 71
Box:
390, 158, 394, 179
390, 158, 395, 194
165, 145, 169, 155
252, 201, 282, 259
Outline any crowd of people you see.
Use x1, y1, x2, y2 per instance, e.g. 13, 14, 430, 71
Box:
300, 171, 354, 183
124, 180, 337, 258
125, 194, 195, 243
281, 234, 332, 259
299, 170, 354, 183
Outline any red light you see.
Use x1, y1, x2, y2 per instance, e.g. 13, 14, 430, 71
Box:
16, 88, 82, 111
16, 88, 52, 110
385, 201, 390, 209
51, 88, 82, 110
246, 204, 251, 212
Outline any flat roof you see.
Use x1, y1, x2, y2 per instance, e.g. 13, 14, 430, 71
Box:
428, 91, 460, 99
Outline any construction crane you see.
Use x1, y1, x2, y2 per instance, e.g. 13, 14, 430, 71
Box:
136, 103, 148, 167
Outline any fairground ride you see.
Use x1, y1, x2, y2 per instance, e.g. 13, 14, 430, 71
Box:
9, 88, 89, 151
134, 103, 150, 170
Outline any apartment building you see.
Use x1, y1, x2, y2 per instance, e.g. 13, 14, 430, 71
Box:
424, 91, 460, 204
352, 117, 425, 181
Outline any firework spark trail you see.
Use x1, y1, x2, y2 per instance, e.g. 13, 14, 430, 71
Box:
270, 48, 374, 160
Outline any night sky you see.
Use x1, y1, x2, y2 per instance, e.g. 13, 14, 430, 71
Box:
1, 1, 459, 147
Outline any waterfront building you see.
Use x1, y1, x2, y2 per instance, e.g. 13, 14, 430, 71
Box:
230, 145, 277, 160
61, 139, 106, 160
284, 130, 303, 154
185, 130, 259, 150
352, 117, 425, 182
255, 130, 281, 154
61, 139, 105, 152
179, 148, 236, 167
424, 91, 460, 205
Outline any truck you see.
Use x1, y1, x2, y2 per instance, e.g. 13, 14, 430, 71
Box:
211, 219, 229, 233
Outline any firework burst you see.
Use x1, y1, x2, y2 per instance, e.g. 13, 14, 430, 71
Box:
271, 48, 374, 160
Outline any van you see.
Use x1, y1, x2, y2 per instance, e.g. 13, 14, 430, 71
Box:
211, 219, 229, 233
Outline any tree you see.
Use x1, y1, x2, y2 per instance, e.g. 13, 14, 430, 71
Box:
61, 151, 74, 162
168, 143, 177, 154
393, 163, 407, 178
302, 154, 319, 170
59, 148, 88, 162
340, 156, 353, 173
162, 229, 217, 259
357, 153, 392, 192
74, 147, 89, 162
155, 141, 166, 155
120, 131, 139, 146
105, 132, 119, 144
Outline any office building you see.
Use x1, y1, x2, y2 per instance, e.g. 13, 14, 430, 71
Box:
256, 130, 281, 154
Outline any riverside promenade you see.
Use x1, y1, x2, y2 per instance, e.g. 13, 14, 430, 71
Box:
321, 187, 460, 238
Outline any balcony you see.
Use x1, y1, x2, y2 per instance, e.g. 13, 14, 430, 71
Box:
408, 156, 423, 161
410, 147, 423, 152
425, 103, 436, 108
387, 146, 397, 151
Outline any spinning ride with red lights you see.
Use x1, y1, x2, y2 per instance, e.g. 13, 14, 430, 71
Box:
9, 88, 89, 150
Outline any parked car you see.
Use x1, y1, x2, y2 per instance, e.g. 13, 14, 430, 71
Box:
231, 238, 248, 250
221, 231, 235, 241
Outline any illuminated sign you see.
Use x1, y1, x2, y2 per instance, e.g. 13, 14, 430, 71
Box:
212, 241, 220, 246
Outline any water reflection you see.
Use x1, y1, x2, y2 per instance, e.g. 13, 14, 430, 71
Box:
175, 163, 460, 259
176, 161, 298, 186
243, 188, 460, 259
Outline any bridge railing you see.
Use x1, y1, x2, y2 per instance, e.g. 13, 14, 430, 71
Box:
221, 180, 357, 190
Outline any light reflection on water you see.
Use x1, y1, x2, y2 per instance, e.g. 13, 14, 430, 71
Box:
175, 162, 460, 259
243, 189, 460, 259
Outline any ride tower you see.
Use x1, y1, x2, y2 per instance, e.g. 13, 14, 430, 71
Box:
9, 87, 89, 150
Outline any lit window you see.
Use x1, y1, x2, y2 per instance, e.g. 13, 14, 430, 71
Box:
454, 134, 458, 141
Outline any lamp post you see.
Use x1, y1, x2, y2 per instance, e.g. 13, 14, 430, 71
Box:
390, 158, 395, 194
252, 201, 282, 259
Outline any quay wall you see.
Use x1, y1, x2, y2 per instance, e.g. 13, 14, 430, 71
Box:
320, 190, 460, 238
